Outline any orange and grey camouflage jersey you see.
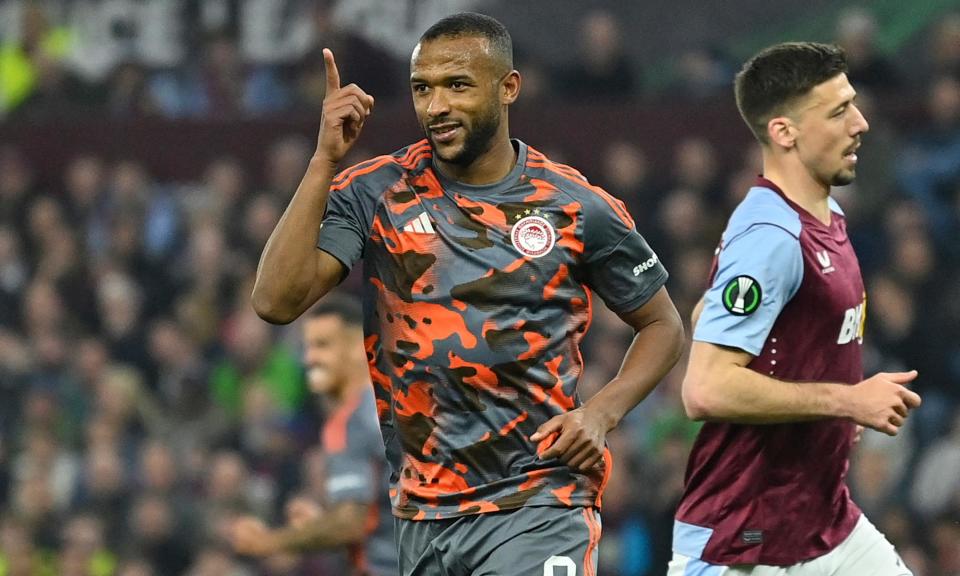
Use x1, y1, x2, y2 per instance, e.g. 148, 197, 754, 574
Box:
317, 139, 668, 521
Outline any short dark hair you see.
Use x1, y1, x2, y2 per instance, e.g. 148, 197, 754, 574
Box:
307, 292, 363, 328
734, 42, 848, 144
419, 12, 513, 71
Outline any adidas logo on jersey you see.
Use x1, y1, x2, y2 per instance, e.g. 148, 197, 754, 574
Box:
402, 212, 435, 234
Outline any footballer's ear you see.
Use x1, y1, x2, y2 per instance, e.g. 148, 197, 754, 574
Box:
767, 115, 797, 150
501, 70, 521, 104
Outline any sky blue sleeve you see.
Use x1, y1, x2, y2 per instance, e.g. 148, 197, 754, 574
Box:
693, 224, 803, 356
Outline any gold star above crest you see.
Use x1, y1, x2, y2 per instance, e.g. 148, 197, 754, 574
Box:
513, 207, 551, 221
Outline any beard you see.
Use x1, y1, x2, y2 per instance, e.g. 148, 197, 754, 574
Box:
831, 167, 856, 186
427, 104, 501, 166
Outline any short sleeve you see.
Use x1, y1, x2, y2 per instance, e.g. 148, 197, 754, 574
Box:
693, 224, 803, 356
325, 451, 375, 505
582, 195, 668, 315
317, 178, 375, 272
324, 416, 378, 506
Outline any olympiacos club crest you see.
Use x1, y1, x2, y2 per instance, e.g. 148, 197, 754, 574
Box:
511, 215, 555, 258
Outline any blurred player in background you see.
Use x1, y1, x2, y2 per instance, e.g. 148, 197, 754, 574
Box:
671, 42, 921, 575
232, 294, 396, 576
250, 11, 684, 576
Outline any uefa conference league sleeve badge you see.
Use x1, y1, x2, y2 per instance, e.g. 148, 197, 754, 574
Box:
722, 275, 762, 316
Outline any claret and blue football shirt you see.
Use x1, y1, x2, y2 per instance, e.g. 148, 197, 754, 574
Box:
675, 177, 866, 566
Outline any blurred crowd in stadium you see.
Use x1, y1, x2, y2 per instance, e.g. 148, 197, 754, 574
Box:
0, 1, 959, 575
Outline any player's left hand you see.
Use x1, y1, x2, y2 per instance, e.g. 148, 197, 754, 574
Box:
531, 407, 607, 472
285, 496, 322, 529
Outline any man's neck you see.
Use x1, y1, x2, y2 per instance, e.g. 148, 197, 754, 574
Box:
763, 157, 832, 225
328, 374, 366, 408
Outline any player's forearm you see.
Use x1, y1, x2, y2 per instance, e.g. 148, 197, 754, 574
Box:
252, 158, 338, 323
683, 362, 852, 423
272, 520, 362, 553
584, 310, 685, 430
272, 504, 367, 553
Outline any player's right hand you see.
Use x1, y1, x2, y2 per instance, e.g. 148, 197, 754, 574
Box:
231, 516, 278, 557
532, 407, 609, 472
848, 370, 921, 436
314, 48, 375, 167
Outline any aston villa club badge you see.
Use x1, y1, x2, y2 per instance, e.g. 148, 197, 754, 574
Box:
511, 215, 555, 258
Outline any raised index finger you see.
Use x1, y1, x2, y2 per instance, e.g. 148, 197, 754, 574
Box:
323, 48, 341, 94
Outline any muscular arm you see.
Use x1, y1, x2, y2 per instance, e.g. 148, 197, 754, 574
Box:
583, 287, 685, 429
251, 49, 371, 324
251, 160, 345, 324
534, 287, 684, 470
682, 341, 850, 423
267, 501, 368, 553
682, 341, 921, 434
233, 500, 369, 557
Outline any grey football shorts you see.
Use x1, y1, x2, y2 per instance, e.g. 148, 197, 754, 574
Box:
395, 505, 601, 576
